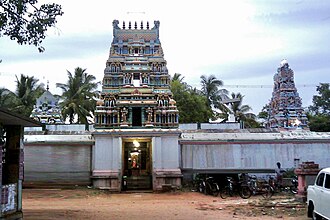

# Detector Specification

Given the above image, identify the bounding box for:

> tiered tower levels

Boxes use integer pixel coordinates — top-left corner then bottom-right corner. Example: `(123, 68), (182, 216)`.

(268, 60), (308, 128)
(95, 20), (179, 128)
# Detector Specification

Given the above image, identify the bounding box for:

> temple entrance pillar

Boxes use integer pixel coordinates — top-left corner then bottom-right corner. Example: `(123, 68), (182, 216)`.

(151, 131), (182, 191)
(92, 135), (122, 191)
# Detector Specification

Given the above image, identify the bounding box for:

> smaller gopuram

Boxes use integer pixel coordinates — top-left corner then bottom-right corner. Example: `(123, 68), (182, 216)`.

(267, 60), (308, 128)
(30, 84), (63, 124)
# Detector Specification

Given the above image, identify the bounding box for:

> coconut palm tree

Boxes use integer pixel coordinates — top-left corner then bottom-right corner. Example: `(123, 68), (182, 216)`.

(56, 67), (99, 124)
(10, 74), (45, 116)
(172, 73), (185, 83)
(200, 74), (229, 107)
(228, 92), (252, 122)
(200, 74), (229, 120)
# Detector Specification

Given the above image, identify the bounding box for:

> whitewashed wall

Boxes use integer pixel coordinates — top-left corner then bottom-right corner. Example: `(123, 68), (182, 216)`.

(181, 143), (330, 170)
(24, 145), (92, 185)
(181, 131), (330, 171)
(152, 136), (180, 170)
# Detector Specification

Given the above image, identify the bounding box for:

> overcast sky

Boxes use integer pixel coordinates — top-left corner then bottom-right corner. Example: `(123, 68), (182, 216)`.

(1, 0), (329, 114)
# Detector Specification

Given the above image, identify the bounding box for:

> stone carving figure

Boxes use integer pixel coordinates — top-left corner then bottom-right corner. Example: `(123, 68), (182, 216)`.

(146, 107), (153, 122)
(142, 74), (148, 83)
(109, 96), (116, 108)
(163, 96), (169, 107)
(157, 96), (163, 107)
(113, 20), (120, 29)
(121, 107), (128, 122)
(125, 73), (131, 84)
(153, 20), (160, 29)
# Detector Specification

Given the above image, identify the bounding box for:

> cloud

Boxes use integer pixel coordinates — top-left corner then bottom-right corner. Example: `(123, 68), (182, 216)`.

(254, 1), (330, 29)
(1, 0), (329, 115)
(0, 33), (112, 64)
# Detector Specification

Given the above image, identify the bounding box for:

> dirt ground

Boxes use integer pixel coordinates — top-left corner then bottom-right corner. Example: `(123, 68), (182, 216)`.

(23, 188), (309, 220)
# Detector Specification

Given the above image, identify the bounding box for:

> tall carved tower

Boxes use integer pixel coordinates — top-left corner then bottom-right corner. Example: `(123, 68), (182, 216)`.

(268, 60), (308, 128)
(94, 20), (179, 128)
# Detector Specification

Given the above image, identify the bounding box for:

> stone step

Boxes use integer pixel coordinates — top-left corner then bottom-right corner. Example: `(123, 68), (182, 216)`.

(125, 176), (152, 190)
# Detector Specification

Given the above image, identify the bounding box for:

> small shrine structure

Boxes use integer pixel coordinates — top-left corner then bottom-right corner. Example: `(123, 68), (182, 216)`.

(267, 60), (308, 128)
(92, 20), (181, 192)
(30, 83), (63, 124)
(295, 161), (320, 202)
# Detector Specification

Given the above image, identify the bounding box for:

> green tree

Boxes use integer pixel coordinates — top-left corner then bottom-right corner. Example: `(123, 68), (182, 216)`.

(243, 113), (262, 128)
(10, 74), (45, 116)
(171, 80), (212, 123)
(228, 92), (252, 122)
(227, 93), (261, 128)
(200, 74), (229, 120)
(172, 73), (185, 83)
(0, 87), (15, 107)
(0, 0), (63, 52)
(307, 114), (330, 132)
(309, 83), (330, 115)
(56, 67), (99, 125)
(308, 83), (330, 132)
(200, 74), (223, 107)
(258, 104), (270, 119)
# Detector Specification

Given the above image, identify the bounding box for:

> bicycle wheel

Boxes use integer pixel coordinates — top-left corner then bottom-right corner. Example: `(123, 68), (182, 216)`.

(198, 181), (206, 194)
(239, 186), (252, 199)
(220, 186), (230, 199)
(261, 185), (274, 199)
(207, 182), (219, 197)
(290, 185), (298, 194)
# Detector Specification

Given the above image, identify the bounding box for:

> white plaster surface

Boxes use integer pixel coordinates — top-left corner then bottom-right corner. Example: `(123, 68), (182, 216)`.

(152, 136), (180, 170)
(181, 130), (330, 140)
(24, 135), (93, 143)
(181, 142), (330, 170)
(93, 135), (121, 172)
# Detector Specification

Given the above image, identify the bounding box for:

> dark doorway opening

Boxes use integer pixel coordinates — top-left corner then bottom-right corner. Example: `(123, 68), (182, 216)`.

(133, 73), (140, 80)
(132, 107), (142, 126)
(123, 139), (152, 190)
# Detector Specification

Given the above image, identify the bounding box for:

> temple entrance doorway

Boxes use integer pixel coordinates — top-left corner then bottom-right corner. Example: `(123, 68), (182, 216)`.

(122, 138), (152, 190)
(132, 107), (142, 126)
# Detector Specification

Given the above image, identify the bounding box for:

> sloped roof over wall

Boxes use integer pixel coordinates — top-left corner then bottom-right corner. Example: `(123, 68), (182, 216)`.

(0, 107), (42, 127)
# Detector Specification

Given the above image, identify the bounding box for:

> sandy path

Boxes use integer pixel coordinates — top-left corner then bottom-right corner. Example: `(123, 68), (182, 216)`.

(23, 188), (308, 220)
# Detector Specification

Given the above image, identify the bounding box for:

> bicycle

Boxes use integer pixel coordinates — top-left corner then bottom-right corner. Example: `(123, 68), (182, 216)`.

(248, 175), (274, 199)
(268, 175), (297, 195)
(239, 178), (253, 199)
(192, 174), (219, 196)
(220, 177), (234, 199)
(192, 173), (206, 193)
(204, 176), (220, 197)
(220, 176), (252, 199)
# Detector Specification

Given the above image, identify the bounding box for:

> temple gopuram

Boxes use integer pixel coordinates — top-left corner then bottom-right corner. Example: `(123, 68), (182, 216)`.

(92, 20), (182, 192)
(94, 20), (179, 128)
(267, 60), (308, 128)
(30, 84), (63, 124)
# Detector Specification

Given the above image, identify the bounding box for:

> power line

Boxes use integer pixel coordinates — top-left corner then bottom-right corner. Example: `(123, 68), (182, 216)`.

(222, 84), (318, 88)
